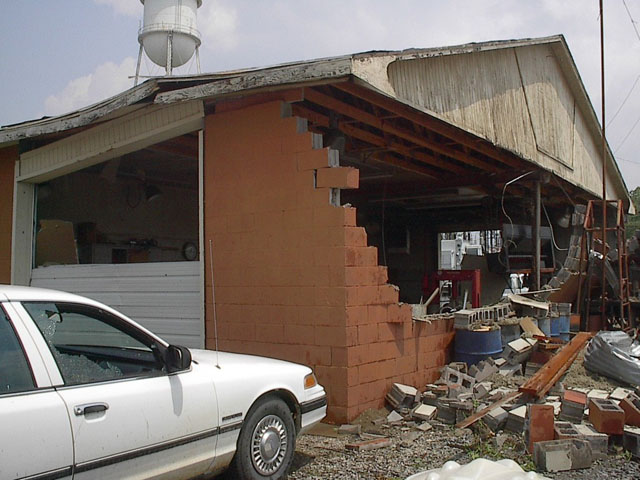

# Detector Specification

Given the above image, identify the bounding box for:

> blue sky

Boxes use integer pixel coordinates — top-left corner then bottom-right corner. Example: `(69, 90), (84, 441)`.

(1, 0), (639, 189)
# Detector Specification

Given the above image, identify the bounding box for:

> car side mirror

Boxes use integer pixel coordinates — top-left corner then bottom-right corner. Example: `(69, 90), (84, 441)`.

(165, 345), (192, 373)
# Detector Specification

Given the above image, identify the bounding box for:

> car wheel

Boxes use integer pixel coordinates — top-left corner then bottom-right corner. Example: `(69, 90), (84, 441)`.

(230, 397), (296, 480)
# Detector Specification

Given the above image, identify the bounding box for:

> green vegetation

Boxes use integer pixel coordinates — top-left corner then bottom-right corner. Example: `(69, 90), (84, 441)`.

(628, 187), (640, 239)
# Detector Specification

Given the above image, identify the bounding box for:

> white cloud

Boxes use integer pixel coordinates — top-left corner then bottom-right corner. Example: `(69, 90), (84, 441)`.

(94, 0), (143, 17)
(199, 0), (239, 51)
(44, 58), (137, 116)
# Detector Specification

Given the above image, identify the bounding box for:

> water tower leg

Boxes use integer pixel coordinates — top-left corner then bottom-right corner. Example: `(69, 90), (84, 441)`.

(196, 46), (201, 74)
(166, 32), (174, 76)
(134, 44), (144, 86)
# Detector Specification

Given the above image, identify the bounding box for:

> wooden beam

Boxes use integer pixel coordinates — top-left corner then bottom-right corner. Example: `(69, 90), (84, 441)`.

(455, 391), (522, 429)
(334, 81), (529, 170)
(305, 87), (502, 174)
(519, 332), (593, 398)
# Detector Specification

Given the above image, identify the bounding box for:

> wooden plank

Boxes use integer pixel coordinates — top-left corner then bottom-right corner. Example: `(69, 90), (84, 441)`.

(455, 391), (521, 429)
(519, 332), (593, 398)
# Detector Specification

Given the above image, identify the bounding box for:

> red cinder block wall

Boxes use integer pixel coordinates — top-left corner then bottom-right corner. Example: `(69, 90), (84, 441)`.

(0, 146), (17, 284)
(203, 100), (453, 423)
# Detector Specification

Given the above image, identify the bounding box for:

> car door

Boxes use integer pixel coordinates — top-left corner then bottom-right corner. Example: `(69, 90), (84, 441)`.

(19, 301), (219, 480)
(0, 302), (74, 480)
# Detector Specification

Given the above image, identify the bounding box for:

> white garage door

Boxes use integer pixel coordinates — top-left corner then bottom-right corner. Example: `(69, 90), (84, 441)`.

(30, 262), (203, 348)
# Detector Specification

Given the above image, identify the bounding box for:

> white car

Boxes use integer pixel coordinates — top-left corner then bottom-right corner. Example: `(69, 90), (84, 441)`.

(0, 285), (326, 480)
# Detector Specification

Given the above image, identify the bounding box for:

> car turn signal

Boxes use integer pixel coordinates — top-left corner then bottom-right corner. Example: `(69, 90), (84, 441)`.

(304, 373), (317, 389)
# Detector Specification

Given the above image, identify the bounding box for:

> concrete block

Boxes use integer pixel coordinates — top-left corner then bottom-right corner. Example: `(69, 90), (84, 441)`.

(526, 404), (555, 453)
(436, 401), (456, 425)
(440, 366), (476, 391)
(412, 404), (437, 422)
(555, 421), (581, 440)
(338, 424), (362, 435)
(560, 390), (587, 422)
(484, 407), (508, 432)
(447, 362), (468, 374)
(503, 338), (533, 365)
(620, 392), (640, 427)
(533, 439), (593, 472)
(587, 389), (609, 400)
(589, 398), (625, 435)
(415, 422), (432, 432)
(421, 392), (439, 406)
(386, 410), (403, 423)
(494, 357), (507, 367)
(506, 405), (527, 433)
(498, 363), (523, 377)
(468, 358), (498, 382)
(473, 382), (490, 400)
(623, 426), (640, 458)
(386, 383), (418, 409)
(525, 362), (543, 377)
(610, 387), (633, 402)
(454, 309), (477, 329)
(574, 423), (609, 459)
(345, 437), (392, 451)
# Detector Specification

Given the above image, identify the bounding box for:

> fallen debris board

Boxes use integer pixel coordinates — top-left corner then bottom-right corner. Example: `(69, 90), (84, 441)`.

(345, 437), (392, 451)
(519, 332), (593, 398)
(509, 294), (549, 312)
(520, 317), (545, 337)
(455, 391), (521, 429)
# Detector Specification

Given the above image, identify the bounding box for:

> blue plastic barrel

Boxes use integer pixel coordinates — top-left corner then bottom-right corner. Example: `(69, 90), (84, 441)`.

(550, 317), (560, 337)
(558, 315), (570, 341)
(538, 317), (551, 337)
(454, 328), (503, 366)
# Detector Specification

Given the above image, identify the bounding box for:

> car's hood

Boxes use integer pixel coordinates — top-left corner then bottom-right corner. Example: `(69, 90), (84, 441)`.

(190, 349), (312, 377)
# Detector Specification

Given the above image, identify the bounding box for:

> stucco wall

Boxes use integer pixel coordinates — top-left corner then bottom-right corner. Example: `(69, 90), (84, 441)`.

(203, 101), (453, 422)
(0, 146), (17, 283)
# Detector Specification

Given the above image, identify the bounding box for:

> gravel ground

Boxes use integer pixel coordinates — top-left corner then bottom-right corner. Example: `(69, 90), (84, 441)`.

(286, 413), (640, 480)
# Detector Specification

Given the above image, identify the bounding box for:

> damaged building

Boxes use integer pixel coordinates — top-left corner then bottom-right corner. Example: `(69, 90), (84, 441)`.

(0, 35), (634, 423)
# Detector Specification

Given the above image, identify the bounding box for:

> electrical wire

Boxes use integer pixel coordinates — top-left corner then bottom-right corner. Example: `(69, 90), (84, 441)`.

(623, 0), (640, 42)
(551, 175), (576, 206)
(542, 200), (568, 252)
(606, 73), (640, 128)
(499, 171), (534, 267)
(615, 114), (640, 152)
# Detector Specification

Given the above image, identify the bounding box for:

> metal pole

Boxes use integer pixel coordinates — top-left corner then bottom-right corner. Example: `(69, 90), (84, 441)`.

(600, 0), (607, 326)
(134, 44), (144, 86)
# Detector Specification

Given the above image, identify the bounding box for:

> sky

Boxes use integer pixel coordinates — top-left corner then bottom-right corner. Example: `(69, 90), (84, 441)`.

(1, 0), (639, 190)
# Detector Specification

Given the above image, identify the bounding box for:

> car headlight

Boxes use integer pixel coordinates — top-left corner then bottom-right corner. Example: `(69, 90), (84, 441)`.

(304, 373), (318, 389)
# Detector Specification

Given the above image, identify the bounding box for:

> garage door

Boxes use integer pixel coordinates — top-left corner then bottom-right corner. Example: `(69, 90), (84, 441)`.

(30, 262), (203, 348)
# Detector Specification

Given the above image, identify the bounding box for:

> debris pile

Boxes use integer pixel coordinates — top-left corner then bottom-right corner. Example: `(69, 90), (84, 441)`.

(338, 329), (640, 475)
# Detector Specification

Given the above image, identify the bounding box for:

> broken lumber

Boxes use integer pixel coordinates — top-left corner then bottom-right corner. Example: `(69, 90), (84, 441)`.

(455, 390), (521, 429)
(519, 332), (593, 398)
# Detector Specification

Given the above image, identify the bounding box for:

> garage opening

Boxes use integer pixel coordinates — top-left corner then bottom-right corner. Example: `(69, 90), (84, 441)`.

(29, 132), (204, 348)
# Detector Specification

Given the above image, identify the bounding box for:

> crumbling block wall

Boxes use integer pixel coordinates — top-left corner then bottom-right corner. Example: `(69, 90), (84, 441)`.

(204, 100), (453, 422)
(0, 146), (17, 283)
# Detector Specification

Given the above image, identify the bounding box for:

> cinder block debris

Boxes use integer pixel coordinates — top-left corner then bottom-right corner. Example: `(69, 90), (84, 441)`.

(525, 362), (543, 377)
(573, 423), (609, 459)
(589, 398), (625, 435)
(498, 363), (523, 377)
(440, 367), (476, 392)
(620, 392), (640, 427)
(587, 389), (609, 401)
(494, 357), (507, 368)
(421, 392), (439, 406)
(386, 383), (418, 410)
(454, 309), (478, 329)
(484, 407), (508, 432)
(412, 404), (437, 422)
(468, 358), (498, 382)
(533, 439), (593, 472)
(447, 362), (468, 374)
(338, 424), (362, 435)
(473, 382), (491, 400)
(554, 421), (581, 440)
(559, 390), (587, 423)
(506, 405), (527, 433)
(386, 410), (404, 424)
(436, 401), (456, 425)
(525, 404), (555, 453)
(623, 426), (640, 458)
(345, 437), (392, 451)
(503, 338), (534, 365)
(610, 387), (633, 402)
(415, 422), (432, 432)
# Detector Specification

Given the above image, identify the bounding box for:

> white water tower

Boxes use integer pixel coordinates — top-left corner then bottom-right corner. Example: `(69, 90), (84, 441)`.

(135, 0), (202, 84)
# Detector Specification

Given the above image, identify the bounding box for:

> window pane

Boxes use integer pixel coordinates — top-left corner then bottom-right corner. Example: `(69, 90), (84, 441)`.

(0, 307), (35, 394)
(23, 302), (163, 386)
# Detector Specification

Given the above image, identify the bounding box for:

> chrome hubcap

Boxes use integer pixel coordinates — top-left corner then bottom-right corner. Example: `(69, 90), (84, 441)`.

(251, 415), (288, 475)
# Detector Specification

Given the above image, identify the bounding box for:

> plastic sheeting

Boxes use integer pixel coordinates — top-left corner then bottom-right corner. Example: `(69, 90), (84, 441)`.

(405, 459), (551, 480)
(584, 331), (640, 386)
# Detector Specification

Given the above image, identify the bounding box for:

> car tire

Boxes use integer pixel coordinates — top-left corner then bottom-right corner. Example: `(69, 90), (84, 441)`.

(229, 396), (296, 480)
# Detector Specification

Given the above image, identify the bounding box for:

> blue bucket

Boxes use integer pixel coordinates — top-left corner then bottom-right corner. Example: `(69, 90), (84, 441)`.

(538, 317), (551, 337)
(558, 315), (570, 341)
(454, 328), (503, 366)
(550, 317), (560, 337)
